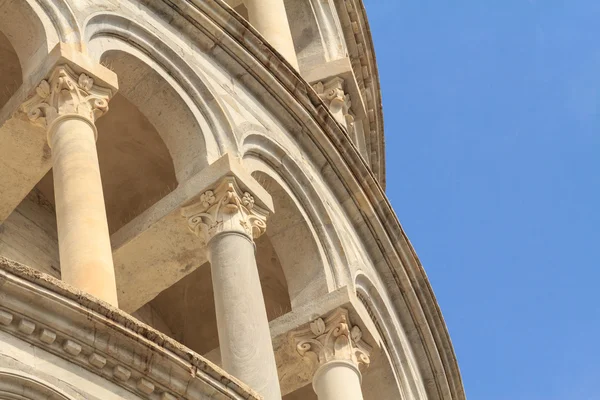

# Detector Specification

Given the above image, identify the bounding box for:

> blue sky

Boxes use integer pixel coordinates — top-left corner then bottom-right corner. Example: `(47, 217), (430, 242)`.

(363, 1), (600, 399)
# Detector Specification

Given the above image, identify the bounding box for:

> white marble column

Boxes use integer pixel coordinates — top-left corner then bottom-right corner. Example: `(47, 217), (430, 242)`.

(182, 177), (282, 400)
(292, 308), (371, 400)
(245, 0), (299, 70)
(21, 65), (118, 307)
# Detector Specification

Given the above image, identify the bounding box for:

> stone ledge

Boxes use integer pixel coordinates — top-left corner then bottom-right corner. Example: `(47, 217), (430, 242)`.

(0, 256), (260, 400)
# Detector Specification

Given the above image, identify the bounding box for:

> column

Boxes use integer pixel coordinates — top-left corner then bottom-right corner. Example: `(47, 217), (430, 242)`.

(21, 65), (118, 307)
(181, 177), (281, 400)
(245, 0), (299, 70)
(291, 308), (371, 400)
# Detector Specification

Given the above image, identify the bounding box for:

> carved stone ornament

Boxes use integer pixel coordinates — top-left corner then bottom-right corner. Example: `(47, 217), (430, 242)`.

(313, 77), (355, 131)
(20, 64), (112, 132)
(181, 177), (268, 244)
(291, 308), (371, 370)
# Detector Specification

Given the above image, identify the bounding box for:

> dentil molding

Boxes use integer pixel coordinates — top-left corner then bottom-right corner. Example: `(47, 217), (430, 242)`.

(0, 257), (259, 400)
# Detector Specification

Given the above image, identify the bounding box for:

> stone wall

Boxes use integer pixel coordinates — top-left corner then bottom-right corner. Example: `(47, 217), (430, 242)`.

(0, 188), (59, 278)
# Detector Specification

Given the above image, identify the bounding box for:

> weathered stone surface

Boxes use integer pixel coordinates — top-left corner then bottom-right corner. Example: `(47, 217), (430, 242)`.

(0, 1), (464, 399)
(0, 257), (260, 400)
(111, 153), (273, 313)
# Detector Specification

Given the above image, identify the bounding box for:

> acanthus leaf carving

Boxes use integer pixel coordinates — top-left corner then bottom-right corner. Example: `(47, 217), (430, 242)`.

(181, 177), (268, 244)
(291, 308), (371, 370)
(20, 65), (112, 134)
(312, 76), (355, 132)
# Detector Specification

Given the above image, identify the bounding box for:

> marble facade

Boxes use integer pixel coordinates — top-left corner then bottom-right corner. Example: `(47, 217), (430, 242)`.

(0, 1), (464, 399)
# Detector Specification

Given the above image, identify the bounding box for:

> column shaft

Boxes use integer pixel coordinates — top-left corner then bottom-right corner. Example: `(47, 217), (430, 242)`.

(313, 361), (364, 400)
(246, 0), (299, 70)
(208, 232), (281, 400)
(50, 116), (118, 306)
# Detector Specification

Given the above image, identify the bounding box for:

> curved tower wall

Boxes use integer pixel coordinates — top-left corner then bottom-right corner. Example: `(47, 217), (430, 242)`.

(0, 1), (464, 399)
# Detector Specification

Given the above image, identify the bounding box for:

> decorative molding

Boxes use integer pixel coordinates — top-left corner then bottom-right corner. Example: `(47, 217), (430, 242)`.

(0, 306), (166, 398)
(0, 369), (75, 400)
(0, 257), (259, 400)
(181, 176), (268, 244)
(335, 0), (386, 184)
(20, 64), (112, 136)
(313, 77), (355, 132)
(291, 308), (371, 370)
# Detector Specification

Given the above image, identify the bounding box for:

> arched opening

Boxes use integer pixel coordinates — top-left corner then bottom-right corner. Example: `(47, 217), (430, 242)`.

(250, 168), (330, 309)
(130, 164), (330, 359)
(0, 0), (54, 78)
(0, 30), (21, 109)
(84, 15), (228, 182)
(137, 233), (291, 357)
(0, 3), (59, 278)
(35, 51), (180, 234)
(355, 273), (428, 400)
(0, 0), (54, 108)
(0, 369), (74, 400)
(362, 347), (405, 400)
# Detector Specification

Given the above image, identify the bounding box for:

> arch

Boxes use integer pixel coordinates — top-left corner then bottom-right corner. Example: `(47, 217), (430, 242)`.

(242, 132), (349, 307)
(0, 0), (60, 76)
(34, 78), (180, 234)
(84, 13), (238, 177)
(0, 30), (21, 110)
(242, 132), (356, 288)
(0, 369), (74, 400)
(251, 169), (324, 308)
(34, 0), (81, 49)
(362, 345), (405, 400)
(355, 272), (428, 400)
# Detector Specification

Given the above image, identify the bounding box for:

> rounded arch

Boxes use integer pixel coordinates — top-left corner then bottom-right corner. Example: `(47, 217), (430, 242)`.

(0, 0), (60, 110)
(242, 132), (349, 307)
(0, 0), (61, 76)
(33, 48), (183, 234)
(0, 369), (74, 400)
(251, 169), (325, 308)
(0, 29), (21, 110)
(34, 0), (81, 49)
(84, 13), (239, 176)
(355, 272), (428, 400)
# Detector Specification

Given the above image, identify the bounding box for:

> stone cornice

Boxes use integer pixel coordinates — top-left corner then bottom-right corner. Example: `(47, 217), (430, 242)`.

(334, 0), (386, 188)
(0, 257), (259, 400)
(181, 176), (268, 244)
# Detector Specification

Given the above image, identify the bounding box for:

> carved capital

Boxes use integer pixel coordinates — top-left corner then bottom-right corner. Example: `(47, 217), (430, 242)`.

(20, 64), (112, 137)
(291, 308), (371, 370)
(181, 177), (268, 244)
(313, 77), (354, 130)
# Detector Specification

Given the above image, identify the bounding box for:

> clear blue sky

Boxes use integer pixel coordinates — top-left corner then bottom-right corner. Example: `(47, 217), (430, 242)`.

(363, 2), (600, 399)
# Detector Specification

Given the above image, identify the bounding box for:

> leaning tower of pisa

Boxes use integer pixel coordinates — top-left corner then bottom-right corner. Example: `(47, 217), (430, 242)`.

(0, 1), (464, 399)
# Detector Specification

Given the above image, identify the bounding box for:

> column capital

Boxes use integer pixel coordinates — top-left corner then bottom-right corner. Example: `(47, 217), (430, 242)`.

(290, 308), (372, 371)
(181, 176), (269, 244)
(313, 77), (354, 130)
(20, 64), (114, 144)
